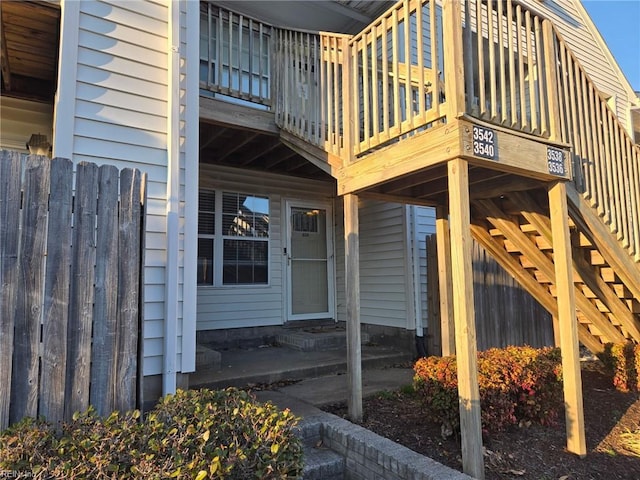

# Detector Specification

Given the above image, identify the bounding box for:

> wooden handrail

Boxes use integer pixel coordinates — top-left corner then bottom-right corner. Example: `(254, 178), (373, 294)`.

(550, 25), (640, 261)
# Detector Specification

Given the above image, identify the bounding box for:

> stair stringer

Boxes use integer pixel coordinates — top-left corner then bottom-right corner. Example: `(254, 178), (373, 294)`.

(470, 191), (640, 354)
(566, 184), (640, 302)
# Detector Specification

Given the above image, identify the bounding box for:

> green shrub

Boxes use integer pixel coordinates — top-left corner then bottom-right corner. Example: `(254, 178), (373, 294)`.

(598, 342), (640, 392)
(136, 388), (303, 479)
(413, 346), (562, 434)
(0, 388), (303, 480)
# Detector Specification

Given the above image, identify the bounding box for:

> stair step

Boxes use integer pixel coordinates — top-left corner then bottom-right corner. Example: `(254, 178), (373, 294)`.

(277, 329), (370, 352)
(301, 443), (345, 480)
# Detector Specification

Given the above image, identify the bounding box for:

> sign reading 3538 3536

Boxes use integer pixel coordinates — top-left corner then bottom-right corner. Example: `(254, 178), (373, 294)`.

(547, 147), (566, 176)
(472, 125), (498, 161)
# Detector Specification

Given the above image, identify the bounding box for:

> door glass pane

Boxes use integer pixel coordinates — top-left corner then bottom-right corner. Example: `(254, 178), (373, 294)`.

(291, 208), (326, 258)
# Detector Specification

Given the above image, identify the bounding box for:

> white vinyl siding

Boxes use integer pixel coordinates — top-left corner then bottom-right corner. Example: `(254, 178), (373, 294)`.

(55, 0), (194, 377)
(196, 165), (334, 330)
(335, 199), (412, 329)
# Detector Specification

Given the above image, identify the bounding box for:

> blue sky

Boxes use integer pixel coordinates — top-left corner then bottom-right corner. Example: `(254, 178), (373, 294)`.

(582, 0), (640, 92)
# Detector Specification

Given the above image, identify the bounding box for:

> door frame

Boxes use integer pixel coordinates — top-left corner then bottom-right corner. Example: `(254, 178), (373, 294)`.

(283, 198), (336, 322)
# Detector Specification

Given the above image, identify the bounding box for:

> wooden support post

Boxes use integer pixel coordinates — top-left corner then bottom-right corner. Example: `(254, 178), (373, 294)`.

(436, 205), (455, 356)
(442, 0), (465, 118)
(341, 36), (354, 164)
(448, 158), (485, 480)
(542, 20), (561, 142)
(344, 193), (362, 421)
(548, 181), (587, 457)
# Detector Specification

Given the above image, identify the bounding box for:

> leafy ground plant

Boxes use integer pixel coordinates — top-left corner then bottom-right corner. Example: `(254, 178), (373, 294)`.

(0, 388), (303, 480)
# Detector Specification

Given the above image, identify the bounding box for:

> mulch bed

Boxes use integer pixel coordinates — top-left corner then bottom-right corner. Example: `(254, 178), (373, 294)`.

(323, 361), (640, 479)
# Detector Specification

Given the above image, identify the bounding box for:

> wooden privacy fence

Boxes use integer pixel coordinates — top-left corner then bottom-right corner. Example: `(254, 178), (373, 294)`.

(425, 233), (554, 355)
(0, 150), (145, 430)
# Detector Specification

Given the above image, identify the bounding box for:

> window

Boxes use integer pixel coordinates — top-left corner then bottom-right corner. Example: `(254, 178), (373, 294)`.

(197, 189), (269, 286)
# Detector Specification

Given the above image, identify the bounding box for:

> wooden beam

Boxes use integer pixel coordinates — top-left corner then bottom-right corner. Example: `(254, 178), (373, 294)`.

(238, 138), (282, 166)
(469, 176), (541, 201)
(548, 181), (587, 457)
(448, 158), (484, 480)
(459, 118), (571, 181)
(216, 131), (259, 163)
(280, 130), (342, 177)
(338, 122), (461, 195)
(200, 96), (278, 135)
(344, 193), (362, 422)
(0, 3), (12, 91)
(436, 205), (455, 356)
(357, 191), (437, 208)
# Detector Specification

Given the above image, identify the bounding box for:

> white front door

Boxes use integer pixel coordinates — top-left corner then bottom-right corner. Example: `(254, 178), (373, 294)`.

(286, 201), (334, 321)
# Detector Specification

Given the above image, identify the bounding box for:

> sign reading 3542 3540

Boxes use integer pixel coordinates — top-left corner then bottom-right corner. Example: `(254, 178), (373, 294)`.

(472, 125), (498, 161)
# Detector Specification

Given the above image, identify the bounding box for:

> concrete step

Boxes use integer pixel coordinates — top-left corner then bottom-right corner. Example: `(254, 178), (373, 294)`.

(276, 328), (370, 352)
(301, 442), (345, 480)
(297, 418), (345, 480)
(195, 344), (221, 372)
(189, 343), (413, 391)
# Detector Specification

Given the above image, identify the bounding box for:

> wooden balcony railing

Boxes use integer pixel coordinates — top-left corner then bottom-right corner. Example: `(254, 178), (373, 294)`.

(549, 26), (640, 260)
(273, 30), (351, 158)
(461, 0), (552, 136)
(348, 0), (447, 157)
(199, 1), (639, 260)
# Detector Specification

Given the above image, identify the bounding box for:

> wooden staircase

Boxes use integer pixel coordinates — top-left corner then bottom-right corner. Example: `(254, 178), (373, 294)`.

(469, 185), (640, 353)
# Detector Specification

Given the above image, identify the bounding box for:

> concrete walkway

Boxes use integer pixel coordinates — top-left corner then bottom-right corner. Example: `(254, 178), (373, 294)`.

(276, 367), (415, 406)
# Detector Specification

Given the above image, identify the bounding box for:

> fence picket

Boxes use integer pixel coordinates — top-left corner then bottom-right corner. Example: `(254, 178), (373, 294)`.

(90, 165), (120, 416)
(65, 162), (99, 420)
(40, 157), (73, 426)
(10, 155), (50, 424)
(0, 150), (21, 430)
(115, 168), (143, 413)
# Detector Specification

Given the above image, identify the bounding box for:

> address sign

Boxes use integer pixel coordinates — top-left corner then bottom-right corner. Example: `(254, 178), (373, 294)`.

(547, 147), (566, 176)
(472, 125), (498, 161)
